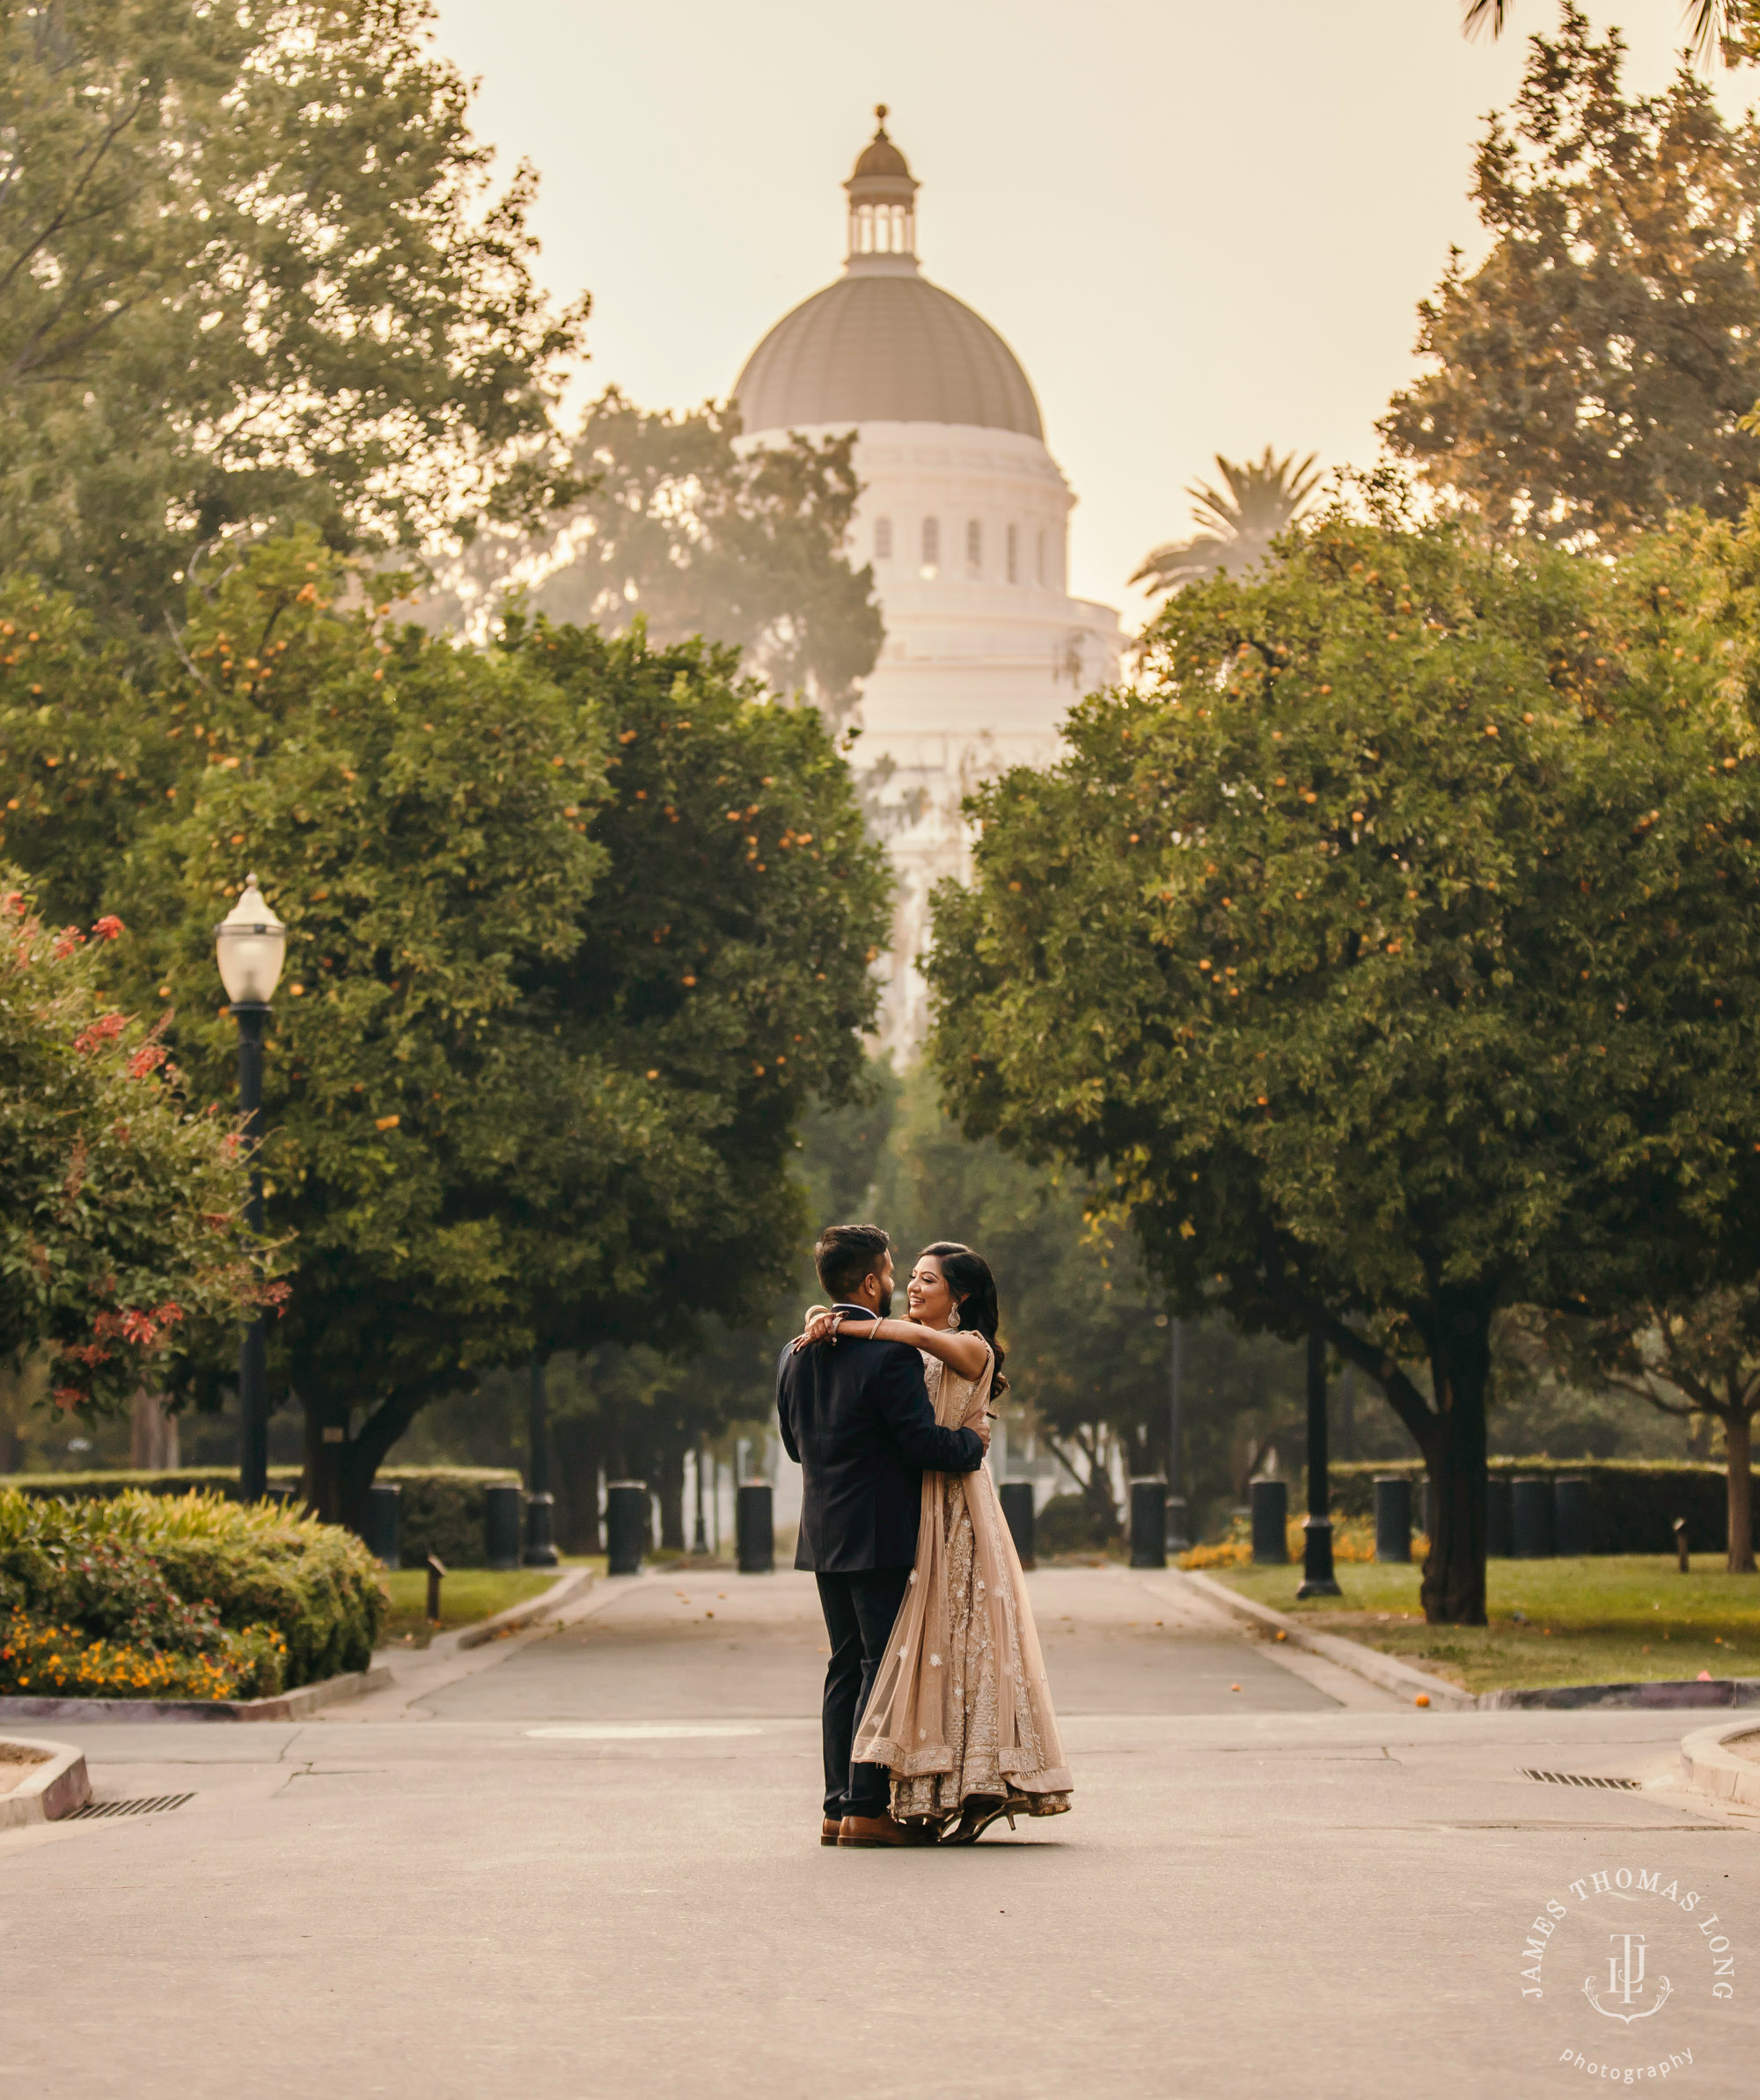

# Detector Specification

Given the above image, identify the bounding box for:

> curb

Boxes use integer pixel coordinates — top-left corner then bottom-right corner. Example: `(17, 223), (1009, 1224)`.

(0, 1735), (91, 1828)
(1179, 1570), (1760, 1714)
(449, 1565), (596, 1652)
(1679, 1720), (1760, 1808)
(0, 1664), (391, 1725)
(1177, 1570), (1478, 1709)
(1482, 1676), (1760, 1712)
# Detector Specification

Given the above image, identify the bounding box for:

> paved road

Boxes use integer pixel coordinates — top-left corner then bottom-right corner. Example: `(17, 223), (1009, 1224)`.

(4, 1568), (1756, 2100)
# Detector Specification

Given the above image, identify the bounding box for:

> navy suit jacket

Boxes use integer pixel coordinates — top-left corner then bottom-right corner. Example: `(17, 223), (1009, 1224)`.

(775, 1304), (984, 1572)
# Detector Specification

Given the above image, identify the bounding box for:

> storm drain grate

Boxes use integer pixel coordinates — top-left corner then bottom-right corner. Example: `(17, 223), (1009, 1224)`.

(64, 1792), (194, 1820)
(1521, 1769), (1641, 1791)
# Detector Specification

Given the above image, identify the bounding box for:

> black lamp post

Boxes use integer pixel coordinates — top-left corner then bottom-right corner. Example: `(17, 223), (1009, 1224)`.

(215, 876), (286, 1505)
(1297, 1317), (1341, 1598)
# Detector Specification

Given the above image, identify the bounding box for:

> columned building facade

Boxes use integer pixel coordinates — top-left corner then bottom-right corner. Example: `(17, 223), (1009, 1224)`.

(733, 111), (1120, 1047)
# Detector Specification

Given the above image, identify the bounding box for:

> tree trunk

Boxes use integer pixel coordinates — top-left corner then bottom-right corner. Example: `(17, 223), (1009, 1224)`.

(299, 1379), (422, 1533)
(300, 1379), (349, 1524)
(551, 1414), (602, 1555)
(1418, 1298), (1492, 1627)
(656, 1438), (686, 1553)
(1726, 1410), (1755, 1576)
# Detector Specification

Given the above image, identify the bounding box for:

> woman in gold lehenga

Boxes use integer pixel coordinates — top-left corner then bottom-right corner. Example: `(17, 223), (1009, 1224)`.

(797, 1242), (1072, 1844)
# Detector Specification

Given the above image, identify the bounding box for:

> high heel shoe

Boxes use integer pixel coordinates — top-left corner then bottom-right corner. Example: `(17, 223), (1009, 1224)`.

(944, 1794), (1030, 1844)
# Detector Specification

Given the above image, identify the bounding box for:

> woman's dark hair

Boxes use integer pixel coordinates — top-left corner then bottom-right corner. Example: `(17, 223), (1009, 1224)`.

(918, 1241), (1006, 1384)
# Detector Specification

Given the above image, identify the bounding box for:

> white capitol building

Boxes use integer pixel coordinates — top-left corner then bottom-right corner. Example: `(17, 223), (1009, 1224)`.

(733, 111), (1121, 1048)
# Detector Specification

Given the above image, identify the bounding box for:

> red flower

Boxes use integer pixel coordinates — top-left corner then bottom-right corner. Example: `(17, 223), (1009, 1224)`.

(92, 915), (124, 941)
(52, 926), (84, 959)
(73, 1011), (127, 1054)
(128, 1043), (168, 1079)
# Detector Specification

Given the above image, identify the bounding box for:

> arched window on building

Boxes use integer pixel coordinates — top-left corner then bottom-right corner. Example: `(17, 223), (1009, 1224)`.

(874, 516), (892, 561)
(966, 519), (982, 576)
(920, 516), (940, 576)
(1006, 523), (1018, 584)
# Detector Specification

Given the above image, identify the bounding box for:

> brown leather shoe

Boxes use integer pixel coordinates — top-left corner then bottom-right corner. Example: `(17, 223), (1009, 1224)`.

(838, 1812), (937, 1848)
(821, 1817), (841, 1847)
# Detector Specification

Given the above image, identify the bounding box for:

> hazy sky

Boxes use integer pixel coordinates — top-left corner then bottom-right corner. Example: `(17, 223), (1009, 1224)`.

(427, 1), (1748, 618)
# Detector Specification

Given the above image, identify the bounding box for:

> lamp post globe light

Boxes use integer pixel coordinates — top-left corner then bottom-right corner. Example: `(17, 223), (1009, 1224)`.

(215, 875), (286, 1503)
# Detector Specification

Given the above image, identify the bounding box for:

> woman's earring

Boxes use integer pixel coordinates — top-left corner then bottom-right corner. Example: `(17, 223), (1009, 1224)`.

(946, 1306), (961, 1331)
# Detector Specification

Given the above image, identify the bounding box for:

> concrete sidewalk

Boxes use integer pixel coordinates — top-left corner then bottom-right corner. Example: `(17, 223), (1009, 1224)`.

(4, 1568), (1756, 2099)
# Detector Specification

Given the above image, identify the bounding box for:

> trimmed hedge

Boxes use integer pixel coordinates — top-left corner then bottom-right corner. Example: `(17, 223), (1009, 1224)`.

(0, 1489), (385, 1697)
(0, 1465), (522, 1567)
(1330, 1459), (1732, 1555)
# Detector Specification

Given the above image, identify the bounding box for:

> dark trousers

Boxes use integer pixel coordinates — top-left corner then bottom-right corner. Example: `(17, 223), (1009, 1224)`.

(815, 1566), (911, 1820)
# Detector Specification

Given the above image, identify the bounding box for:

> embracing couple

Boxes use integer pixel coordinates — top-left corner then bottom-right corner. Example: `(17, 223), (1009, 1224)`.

(776, 1223), (1073, 1849)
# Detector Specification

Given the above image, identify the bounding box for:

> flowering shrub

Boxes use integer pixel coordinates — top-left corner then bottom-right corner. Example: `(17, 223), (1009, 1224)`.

(0, 1489), (384, 1695)
(0, 1608), (287, 1700)
(1178, 1513), (1429, 1570)
(0, 869), (267, 1414)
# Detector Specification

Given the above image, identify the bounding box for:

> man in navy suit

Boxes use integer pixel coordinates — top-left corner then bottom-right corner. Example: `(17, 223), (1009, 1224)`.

(776, 1222), (986, 1849)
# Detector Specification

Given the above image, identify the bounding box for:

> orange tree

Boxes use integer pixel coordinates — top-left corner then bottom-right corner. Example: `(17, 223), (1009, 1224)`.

(1, 537), (888, 1524)
(0, 874), (255, 1416)
(926, 501), (1760, 1624)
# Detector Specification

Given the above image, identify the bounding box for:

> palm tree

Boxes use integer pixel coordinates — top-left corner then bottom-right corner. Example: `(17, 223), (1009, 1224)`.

(1130, 447), (1322, 598)
(1463, 1), (1743, 64)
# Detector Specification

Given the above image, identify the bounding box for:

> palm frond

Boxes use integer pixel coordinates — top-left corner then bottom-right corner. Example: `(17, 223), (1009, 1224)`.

(1133, 447), (1322, 597)
(1461, 0), (1508, 41)
(1463, 1), (1741, 63)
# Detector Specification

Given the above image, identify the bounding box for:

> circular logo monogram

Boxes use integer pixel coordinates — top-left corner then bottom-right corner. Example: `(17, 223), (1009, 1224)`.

(1517, 1863), (1741, 2082)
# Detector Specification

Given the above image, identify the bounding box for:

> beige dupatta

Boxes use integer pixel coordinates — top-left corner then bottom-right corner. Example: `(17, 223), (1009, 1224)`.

(853, 1342), (1073, 1796)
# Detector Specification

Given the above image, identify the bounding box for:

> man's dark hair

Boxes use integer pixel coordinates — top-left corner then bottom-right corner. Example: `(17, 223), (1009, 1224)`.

(814, 1223), (891, 1304)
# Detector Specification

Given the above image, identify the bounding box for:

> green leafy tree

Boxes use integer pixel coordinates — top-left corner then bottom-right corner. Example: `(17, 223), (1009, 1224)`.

(2, 534), (891, 1522)
(1387, 11), (1760, 546)
(927, 499), (1760, 1623)
(0, 869), (256, 1416)
(0, 0), (587, 629)
(1532, 1293), (1759, 1570)
(1132, 450), (1321, 601)
(117, 538), (606, 1518)
(508, 609), (891, 1365)
(429, 390), (884, 723)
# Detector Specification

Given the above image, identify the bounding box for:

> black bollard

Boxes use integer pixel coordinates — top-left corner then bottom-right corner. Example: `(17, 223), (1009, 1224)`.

(523, 1490), (560, 1570)
(999, 1482), (1036, 1569)
(363, 1482), (400, 1570)
(1250, 1478), (1288, 1564)
(1554, 1476), (1590, 1558)
(483, 1483), (523, 1571)
(1374, 1475), (1412, 1563)
(605, 1481), (649, 1576)
(1129, 1478), (1168, 1569)
(736, 1482), (774, 1574)
(425, 1554), (446, 1624)
(1485, 1475), (1514, 1559)
(1512, 1475), (1555, 1559)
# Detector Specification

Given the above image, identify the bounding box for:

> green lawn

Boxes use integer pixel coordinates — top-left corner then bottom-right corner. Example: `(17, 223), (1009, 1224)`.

(1209, 1555), (1760, 1694)
(378, 1559), (598, 1649)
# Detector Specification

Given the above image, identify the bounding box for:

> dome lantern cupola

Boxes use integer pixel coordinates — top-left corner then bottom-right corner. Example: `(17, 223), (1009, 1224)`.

(845, 106), (919, 272)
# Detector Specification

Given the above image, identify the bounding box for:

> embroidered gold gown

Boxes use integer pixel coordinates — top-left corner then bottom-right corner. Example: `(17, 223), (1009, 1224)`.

(853, 1340), (1073, 1824)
